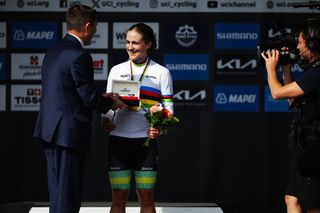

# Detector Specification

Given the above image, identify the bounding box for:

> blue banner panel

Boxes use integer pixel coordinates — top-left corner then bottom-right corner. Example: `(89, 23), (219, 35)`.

(11, 22), (58, 48)
(164, 54), (209, 80)
(214, 23), (260, 49)
(213, 85), (260, 112)
(264, 86), (290, 112)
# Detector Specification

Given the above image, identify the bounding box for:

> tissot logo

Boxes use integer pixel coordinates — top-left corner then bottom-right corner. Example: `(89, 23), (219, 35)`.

(11, 85), (41, 111)
(214, 85), (259, 112)
(175, 25), (198, 47)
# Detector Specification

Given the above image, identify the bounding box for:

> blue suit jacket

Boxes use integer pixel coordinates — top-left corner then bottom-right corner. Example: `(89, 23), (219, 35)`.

(34, 34), (112, 153)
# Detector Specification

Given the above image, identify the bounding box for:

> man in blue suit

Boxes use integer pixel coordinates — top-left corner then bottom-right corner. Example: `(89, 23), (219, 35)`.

(33, 4), (125, 213)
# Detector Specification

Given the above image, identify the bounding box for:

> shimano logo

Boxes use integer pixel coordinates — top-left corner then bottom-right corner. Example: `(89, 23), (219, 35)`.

(217, 59), (257, 69)
(175, 24), (198, 47)
(166, 63), (207, 71)
(217, 32), (258, 40)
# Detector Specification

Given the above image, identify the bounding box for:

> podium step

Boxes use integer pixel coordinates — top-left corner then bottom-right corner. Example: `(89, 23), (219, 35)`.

(29, 206), (223, 213)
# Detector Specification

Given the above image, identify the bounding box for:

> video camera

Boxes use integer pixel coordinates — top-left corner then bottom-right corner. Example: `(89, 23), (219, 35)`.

(257, 22), (299, 64)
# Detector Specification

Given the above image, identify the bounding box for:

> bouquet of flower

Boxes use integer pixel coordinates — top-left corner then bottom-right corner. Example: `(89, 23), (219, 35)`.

(143, 103), (179, 147)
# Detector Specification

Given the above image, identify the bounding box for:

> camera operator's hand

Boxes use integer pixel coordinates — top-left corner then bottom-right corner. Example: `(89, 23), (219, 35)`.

(261, 49), (279, 74)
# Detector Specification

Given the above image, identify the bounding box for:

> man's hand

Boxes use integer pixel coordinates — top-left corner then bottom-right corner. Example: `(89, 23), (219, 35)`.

(101, 117), (116, 132)
(261, 49), (279, 74)
(147, 127), (160, 139)
(102, 93), (127, 110)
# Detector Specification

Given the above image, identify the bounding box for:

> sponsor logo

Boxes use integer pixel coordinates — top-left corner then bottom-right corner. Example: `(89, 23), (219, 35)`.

(91, 53), (108, 80)
(92, 0), (139, 9)
(12, 22), (57, 48)
(11, 53), (44, 80)
(215, 52), (257, 76)
(0, 53), (5, 80)
(164, 54), (209, 80)
(174, 83), (208, 110)
(175, 24), (197, 47)
(164, 23), (207, 49)
(11, 85), (41, 111)
(214, 23), (260, 49)
(264, 86), (289, 112)
(268, 27), (291, 39)
(16, 0), (49, 8)
(214, 85), (259, 112)
(59, 0), (81, 8)
(0, 85), (5, 111)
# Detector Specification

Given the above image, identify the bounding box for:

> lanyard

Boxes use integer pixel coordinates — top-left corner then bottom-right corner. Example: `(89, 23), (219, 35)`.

(130, 58), (150, 82)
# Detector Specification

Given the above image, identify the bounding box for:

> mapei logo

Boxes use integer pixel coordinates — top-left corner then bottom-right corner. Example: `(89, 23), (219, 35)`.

(175, 25), (198, 47)
(12, 22), (57, 48)
(214, 23), (260, 49)
(214, 85), (259, 112)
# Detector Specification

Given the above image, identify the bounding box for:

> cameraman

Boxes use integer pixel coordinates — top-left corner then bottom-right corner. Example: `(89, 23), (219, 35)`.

(261, 19), (320, 213)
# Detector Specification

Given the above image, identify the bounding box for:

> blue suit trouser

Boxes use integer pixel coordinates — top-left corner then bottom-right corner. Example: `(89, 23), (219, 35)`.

(44, 144), (85, 213)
